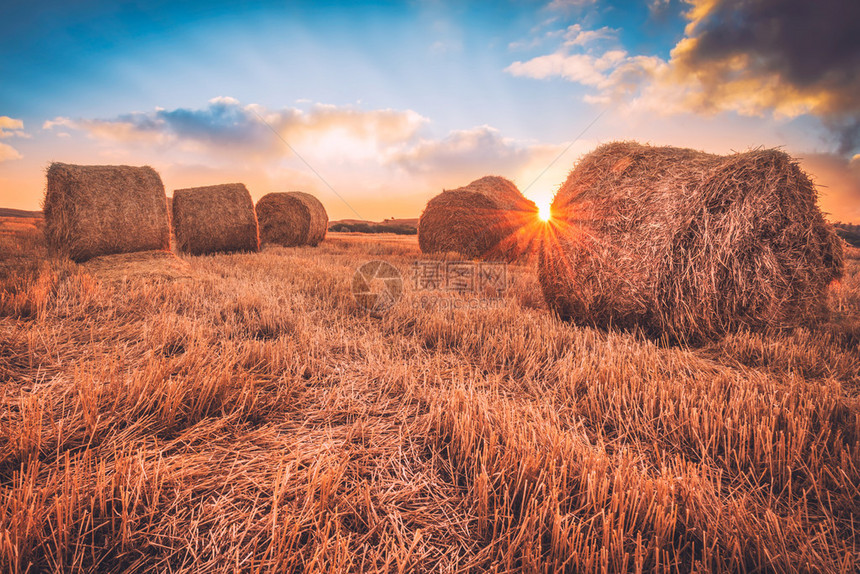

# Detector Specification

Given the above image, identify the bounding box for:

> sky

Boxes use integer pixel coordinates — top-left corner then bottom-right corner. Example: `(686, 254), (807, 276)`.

(1, 0), (859, 222)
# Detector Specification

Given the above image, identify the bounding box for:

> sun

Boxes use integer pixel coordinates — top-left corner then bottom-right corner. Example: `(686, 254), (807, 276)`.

(537, 201), (551, 222)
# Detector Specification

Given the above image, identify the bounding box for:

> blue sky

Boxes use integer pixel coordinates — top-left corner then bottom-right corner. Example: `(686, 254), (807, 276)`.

(2, 0), (858, 221)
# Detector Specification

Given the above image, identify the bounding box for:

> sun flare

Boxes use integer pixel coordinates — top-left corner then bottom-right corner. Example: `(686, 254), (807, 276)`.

(537, 201), (551, 221)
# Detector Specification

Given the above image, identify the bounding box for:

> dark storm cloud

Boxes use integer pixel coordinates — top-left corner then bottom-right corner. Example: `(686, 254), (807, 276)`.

(675, 0), (860, 154)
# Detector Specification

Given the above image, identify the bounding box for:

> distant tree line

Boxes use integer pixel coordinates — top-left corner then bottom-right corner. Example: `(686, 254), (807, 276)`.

(833, 222), (860, 247)
(328, 222), (417, 235)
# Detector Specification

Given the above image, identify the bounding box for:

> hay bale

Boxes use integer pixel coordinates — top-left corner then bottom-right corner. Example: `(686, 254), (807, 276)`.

(418, 176), (538, 260)
(255, 192), (328, 247)
(539, 142), (844, 341)
(43, 163), (169, 262)
(172, 184), (259, 255)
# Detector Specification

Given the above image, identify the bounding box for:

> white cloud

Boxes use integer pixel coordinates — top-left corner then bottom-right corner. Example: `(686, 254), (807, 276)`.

(0, 142), (22, 162)
(648, 0), (672, 14)
(42, 117), (77, 131)
(507, 50), (633, 86)
(563, 24), (616, 47)
(208, 96), (240, 106)
(392, 126), (535, 176)
(0, 116), (27, 141)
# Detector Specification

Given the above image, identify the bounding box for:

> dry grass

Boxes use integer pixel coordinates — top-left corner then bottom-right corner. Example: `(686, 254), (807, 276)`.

(419, 176), (540, 261)
(256, 192), (328, 247)
(0, 224), (858, 573)
(81, 251), (195, 283)
(842, 240), (860, 261)
(43, 164), (170, 262)
(540, 143), (843, 342)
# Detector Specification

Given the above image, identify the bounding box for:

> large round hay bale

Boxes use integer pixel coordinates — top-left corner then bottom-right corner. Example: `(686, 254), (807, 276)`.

(172, 184), (259, 255)
(255, 192), (328, 247)
(418, 176), (539, 260)
(539, 142), (844, 341)
(43, 163), (169, 262)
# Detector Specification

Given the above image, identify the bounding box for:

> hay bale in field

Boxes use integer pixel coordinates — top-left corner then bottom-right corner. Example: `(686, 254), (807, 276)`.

(539, 142), (844, 341)
(255, 192), (328, 247)
(172, 184), (259, 255)
(418, 176), (539, 260)
(43, 163), (170, 262)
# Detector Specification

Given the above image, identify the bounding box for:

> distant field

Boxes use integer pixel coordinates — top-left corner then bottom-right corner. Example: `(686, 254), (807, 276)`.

(836, 224), (860, 247)
(2, 211), (423, 235)
(0, 208), (42, 219)
(0, 215), (43, 239)
(331, 218), (419, 228)
(1, 222), (859, 572)
(329, 218), (418, 235)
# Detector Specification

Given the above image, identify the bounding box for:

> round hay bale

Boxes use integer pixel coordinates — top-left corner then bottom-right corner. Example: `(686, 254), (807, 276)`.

(418, 176), (539, 260)
(539, 142), (844, 341)
(43, 163), (170, 262)
(256, 192), (328, 247)
(172, 184), (259, 255)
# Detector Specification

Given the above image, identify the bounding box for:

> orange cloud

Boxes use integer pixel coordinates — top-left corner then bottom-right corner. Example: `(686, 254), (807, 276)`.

(0, 116), (24, 135)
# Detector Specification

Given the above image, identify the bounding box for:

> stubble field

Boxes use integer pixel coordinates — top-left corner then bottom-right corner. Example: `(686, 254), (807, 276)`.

(1, 225), (859, 573)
